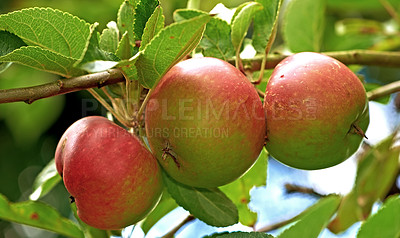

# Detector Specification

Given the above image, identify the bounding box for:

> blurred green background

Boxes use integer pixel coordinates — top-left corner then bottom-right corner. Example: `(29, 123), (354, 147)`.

(0, 0), (397, 237)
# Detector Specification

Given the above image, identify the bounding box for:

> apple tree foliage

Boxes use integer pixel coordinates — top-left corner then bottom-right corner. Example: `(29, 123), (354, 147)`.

(0, 0), (400, 237)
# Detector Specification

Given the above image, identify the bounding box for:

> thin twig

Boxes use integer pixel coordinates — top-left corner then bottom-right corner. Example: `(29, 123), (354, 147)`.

(380, 0), (400, 24)
(161, 215), (195, 238)
(254, 0), (281, 85)
(284, 183), (327, 198)
(367, 80), (400, 100)
(256, 215), (298, 233)
(240, 50), (400, 71)
(137, 88), (153, 122)
(87, 89), (128, 127)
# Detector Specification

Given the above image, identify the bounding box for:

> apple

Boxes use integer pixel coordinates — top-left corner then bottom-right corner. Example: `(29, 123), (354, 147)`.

(264, 52), (369, 170)
(145, 57), (266, 188)
(55, 116), (162, 230)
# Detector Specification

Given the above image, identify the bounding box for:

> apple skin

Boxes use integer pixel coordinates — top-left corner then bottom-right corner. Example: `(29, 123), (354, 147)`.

(145, 57), (266, 188)
(55, 116), (162, 230)
(264, 52), (369, 170)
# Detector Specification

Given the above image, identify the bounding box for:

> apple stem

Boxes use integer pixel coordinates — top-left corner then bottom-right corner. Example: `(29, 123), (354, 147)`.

(253, 3), (280, 85)
(162, 142), (181, 169)
(87, 89), (130, 128)
(351, 124), (368, 139)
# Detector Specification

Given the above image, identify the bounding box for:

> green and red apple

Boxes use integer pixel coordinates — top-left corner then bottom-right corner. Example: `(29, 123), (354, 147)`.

(264, 52), (370, 170)
(55, 116), (162, 230)
(145, 57), (266, 188)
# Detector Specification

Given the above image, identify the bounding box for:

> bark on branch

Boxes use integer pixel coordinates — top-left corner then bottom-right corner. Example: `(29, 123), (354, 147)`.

(0, 69), (124, 104)
(242, 50), (400, 71)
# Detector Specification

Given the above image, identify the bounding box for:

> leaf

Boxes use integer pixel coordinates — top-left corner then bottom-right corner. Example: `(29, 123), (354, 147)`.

(140, 190), (178, 234)
(99, 21), (120, 53)
(0, 194), (84, 238)
(117, 0), (136, 45)
(117, 52), (139, 81)
(139, 5), (165, 51)
(162, 171), (238, 227)
(0, 46), (85, 77)
(0, 31), (26, 56)
(220, 148), (268, 226)
(135, 14), (211, 88)
(134, 0), (160, 41)
(252, 0), (281, 53)
(116, 32), (135, 60)
(76, 23), (120, 73)
(29, 159), (61, 201)
(0, 31), (26, 73)
(205, 231), (275, 238)
(277, 195), (341, 238)
(231, 2), (263, 53)
(174, 9), (235, 61)
(357, 195), (400, 238)
(328, 133), (400, 233)
(0, 7), (91, 59)
(283, 0), (325, 52)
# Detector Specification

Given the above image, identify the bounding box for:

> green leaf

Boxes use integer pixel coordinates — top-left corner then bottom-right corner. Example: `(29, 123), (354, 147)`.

(0, 7), (91, 59)
(117, 0), (136, 45)
(99, 21), (120, 53)
(277, 195), (341, 238)
(117, 52), (139, 81)
(76, 24), (120, 73)
(231, 2), (263, 53)
(140, 190), (178, 234)
(139, 5), (165, 51)
(357, 195), (400, 238)
(252, 0), (281, 53)
(134, 0), (159, 41)
(0, 31), (26, 73)
(135, 14), (211, 88)
(174, 9), (235, 61)
(0, 31), (26, 56)
(0, 46), (85, 77)
(116, 32), (135, 60)
(29, 159), (61, 201)
(205, 231), (275, 238)
(283, 0), (325, 52)
(221, 148), (268, 226)
(162, 171), (238, 228)
(0, 194), (84, 238)
(328, 133), (400, 233)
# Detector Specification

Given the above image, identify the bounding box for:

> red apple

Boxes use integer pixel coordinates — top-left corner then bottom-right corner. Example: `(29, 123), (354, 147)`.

(264, 52), (369, 169)
(55, 116), (162, 230)
(145, 57), (266, 188)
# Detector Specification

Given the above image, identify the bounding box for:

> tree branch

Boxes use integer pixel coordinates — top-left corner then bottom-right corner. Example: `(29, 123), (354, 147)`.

(161, 215), (195, 238)
(242, 50), (400, 71)
(1, 50), (400, 104)
(367, 80), (400, 100)
(0, 69), (124, 104)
